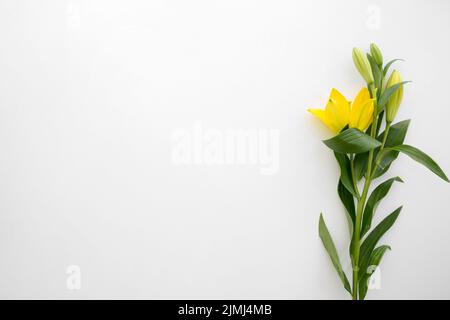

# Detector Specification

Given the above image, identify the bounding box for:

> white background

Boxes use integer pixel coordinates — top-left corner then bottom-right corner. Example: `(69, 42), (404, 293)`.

(0, 0), (449, 299)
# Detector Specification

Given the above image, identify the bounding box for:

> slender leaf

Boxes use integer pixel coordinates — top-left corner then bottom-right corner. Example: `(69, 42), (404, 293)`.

(367, 53), (382, 90)
(338, 180), (356, 226)
(373, 119), (411, 178)
(382, 120), (411, 148)
(334, 152), (358, 197)
(323, 128), (381, 154)
(318, 214), (352, 294)
(354, 152), (368, 181)
(389, 145), (449, 182)
(383, 59), (403, 76)
(377, 81), (410, 114)
(359, 245), (391, 300)
(361, 177), (403, 237)
(375, 110), (385, 137)
(359, 206), (402, 281)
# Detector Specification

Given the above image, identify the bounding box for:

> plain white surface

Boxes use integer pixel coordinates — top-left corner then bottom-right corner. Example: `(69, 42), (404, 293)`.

(0, 0), (449, 299)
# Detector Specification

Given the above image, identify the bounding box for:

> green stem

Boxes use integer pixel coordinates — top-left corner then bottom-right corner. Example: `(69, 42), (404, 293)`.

(351, 83), (378, 300)
(371, 122), (391, 179)
(352, 170), (372, 299)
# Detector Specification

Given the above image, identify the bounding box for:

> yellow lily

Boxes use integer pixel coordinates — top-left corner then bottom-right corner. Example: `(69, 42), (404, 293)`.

(308, 89), (350, 133)
(308, 88), (374, 133)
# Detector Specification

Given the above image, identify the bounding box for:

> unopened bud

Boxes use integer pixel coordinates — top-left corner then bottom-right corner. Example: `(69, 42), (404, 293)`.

(370, 43), (383, 67)
(385, 70), (404, 122)
(352, 47), (374, 85)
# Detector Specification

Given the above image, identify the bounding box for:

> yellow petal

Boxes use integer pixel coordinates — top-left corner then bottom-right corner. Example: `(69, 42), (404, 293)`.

(352, 87), (371, 109)
(324, 101), (343, 132)
(330, 88), (351, 125)
(357, 100), (374, 130)
(350, 99), (374, 131)
(308, 108), (339, 132)
(325, 89), (350, 132)
(330, 88), (350, 107)
(349, 87), (374, 131)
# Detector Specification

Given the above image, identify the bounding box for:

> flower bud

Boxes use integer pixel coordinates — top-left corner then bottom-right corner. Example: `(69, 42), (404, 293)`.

(352, 47), (374, 85)
(385, 70), (404, 122)
(370, 43), (383, 67)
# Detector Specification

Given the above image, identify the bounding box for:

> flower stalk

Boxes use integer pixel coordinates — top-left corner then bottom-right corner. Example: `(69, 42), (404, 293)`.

(310, 43), (448, 300)
(351, 84), (378, 300)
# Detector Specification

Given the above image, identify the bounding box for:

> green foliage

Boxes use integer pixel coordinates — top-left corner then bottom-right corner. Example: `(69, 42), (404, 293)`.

(359, 245), (391, 300)
(361, 177), (403, 237)
(318, 214), (352, 294)
(359, 206), (402, 284)
(377, 81), (410, 114)
(338, 180), (356, 226)
(323, 128), (381, 154)
(334, 152), (358, 197)
(353, 119), (410, 180)
(383, 59), (403, 76)
(389, 145), (450, 182)
(367, 53), (382, 92)
(372, 120), (410, 178)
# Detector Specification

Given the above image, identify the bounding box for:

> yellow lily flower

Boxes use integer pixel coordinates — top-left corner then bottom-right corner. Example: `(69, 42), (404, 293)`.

(308, 88), (374, 133)
(308, 88), (350, 133)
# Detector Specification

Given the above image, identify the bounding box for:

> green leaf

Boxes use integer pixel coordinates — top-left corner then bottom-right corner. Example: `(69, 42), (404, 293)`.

(375, 110), (385, 137)
(323, 128), (382, 154)
(377, 81), (410, 114)
(367, 53), (382, 90)
(361, 177), (403, 237)
(318, 214), (352, 294)
(359, 245), (391, 300)
(338, 180), (356, 226)
(359, 206), (402, 282)
(334, 152), (358, 197)
(373, 119), (411, 178)
(383, 59), (403, 76)
(389, 145), (449, 182)
(353, 152), (368, 181)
